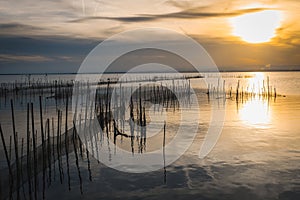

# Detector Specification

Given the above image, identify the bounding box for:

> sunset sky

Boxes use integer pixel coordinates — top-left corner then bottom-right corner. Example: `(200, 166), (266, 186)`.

(0, 0), (300, 73)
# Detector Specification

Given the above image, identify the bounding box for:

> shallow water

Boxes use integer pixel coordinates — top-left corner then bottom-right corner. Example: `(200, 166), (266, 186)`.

(0, 72), (299, 199)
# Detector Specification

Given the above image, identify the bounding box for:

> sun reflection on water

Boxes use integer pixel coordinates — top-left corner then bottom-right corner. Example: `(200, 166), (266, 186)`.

(239, 99), (271, 128)
(238, 72), (273, 128)
(247, 72), (265, 94)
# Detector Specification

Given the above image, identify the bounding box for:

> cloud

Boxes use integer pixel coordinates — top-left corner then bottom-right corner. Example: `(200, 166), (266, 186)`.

(273, 26), (300, 48)
(0, 54), (52, 62)
(145, 7), (268, 19)
(165, 0), (198, 9)
(0, 35), (98, 73)
(0, 1), (299, 73)
(0, 23), (45, 35)
(69, 7), (269, 23)
(265, 63), (271, 68)
(70, 16), (157, 23)
(0, 35), (97, 55)
(0, 54), (83, 63)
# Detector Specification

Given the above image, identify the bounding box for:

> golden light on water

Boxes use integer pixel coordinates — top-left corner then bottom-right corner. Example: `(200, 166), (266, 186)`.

(239, 99), (271, 128)
(231, 10), (282, 43)
(248, 72), (265, 94)
(239, 72), (272, 128)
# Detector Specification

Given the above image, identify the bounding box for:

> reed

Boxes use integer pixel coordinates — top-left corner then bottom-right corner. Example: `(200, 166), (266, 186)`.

(65, 97), (71, 191)
(0, 73), (283, 199)
(0, 124), (14, 198)
(11, 99), (20, 200)
(39, 96), (46, 199)
(163, 121), (166, 184)
(57, 110), (63, 184)
(72, 122), (83, 194)
(26, 103), (32, 200)
(47, 118), (51, 186)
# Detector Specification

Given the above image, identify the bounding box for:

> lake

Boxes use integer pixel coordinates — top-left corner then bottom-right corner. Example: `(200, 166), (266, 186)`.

(0, 71), (299, 200)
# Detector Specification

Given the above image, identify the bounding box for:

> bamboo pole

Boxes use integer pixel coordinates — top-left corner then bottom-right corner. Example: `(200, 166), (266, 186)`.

(163, 121), (166, 184)
(11, 99), (20, 200)
(31, 103), (37, 200)
(39, 96), (46, 199)
(47, 118), (51, 186)
(26, 103), (32, 200)
(65, 97), (71, 191)
(0, 124), (14, 199)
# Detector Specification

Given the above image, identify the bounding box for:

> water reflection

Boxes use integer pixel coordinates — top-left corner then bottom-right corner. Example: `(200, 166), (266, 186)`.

(239, 98), (271, 128)
(237, 72), (272, 128)
(1, 72), (296, 200)
(247, 72), (265, 94)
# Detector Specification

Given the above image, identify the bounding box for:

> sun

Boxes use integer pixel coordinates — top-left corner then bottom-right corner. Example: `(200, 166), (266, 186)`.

(230, 10), (282, 43)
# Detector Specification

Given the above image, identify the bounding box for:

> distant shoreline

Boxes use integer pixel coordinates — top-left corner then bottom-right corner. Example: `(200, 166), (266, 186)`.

(0, 69), (300, 75)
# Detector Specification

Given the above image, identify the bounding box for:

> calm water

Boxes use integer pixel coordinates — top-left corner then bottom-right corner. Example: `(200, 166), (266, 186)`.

(0, 71), (299, 200)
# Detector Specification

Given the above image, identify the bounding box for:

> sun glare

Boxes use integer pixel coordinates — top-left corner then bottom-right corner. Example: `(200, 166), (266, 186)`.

(239, 99), (271, 128)
(239, 72), (272, 128)
(231, 10), (282, 43)
(248, 72), (265, 94)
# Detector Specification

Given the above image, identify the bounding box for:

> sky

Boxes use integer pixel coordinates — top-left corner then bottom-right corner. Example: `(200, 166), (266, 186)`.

(0, 0), (300, 73)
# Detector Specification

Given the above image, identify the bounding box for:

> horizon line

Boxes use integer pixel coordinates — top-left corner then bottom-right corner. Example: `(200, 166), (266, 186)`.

(0, 69), (300, 75)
